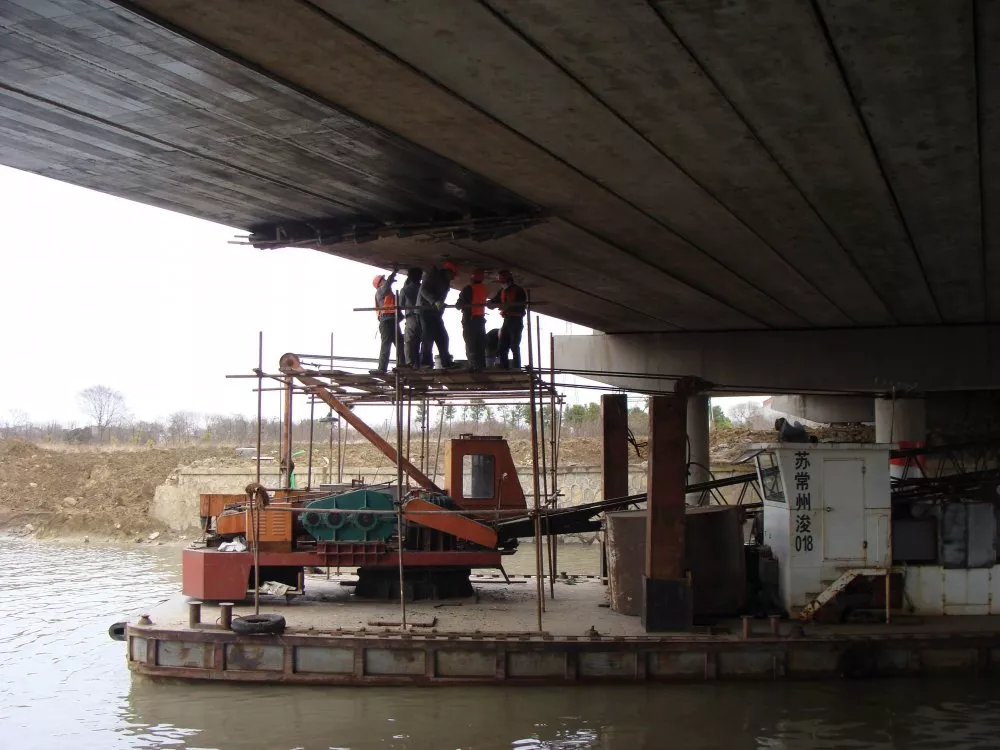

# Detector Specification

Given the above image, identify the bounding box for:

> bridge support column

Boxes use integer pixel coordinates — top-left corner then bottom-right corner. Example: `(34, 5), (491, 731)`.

(876, 396), (926, 478)
(643, 394), (692, 632)
(686, 395), (711, 505)
(600, 394), (629, 584)
(601, 394), (629, 501)
(875, 397), (926, 444)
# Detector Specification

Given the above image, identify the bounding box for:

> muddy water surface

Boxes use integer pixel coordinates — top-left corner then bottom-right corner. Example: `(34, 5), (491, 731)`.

(3, 537), (1000, 749)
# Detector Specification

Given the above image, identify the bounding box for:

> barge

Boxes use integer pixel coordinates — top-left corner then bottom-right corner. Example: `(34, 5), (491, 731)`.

(127, 574), (1000, 684)
(118, 353), (1000, 685)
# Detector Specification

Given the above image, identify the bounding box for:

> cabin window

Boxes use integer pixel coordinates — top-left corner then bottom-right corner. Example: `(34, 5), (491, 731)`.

(463, 454), (495, 499)
(756, 452), (785, 503)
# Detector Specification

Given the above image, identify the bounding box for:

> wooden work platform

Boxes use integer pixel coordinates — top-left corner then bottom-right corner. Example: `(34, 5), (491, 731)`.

(126, 574), (1000, 686)
(289, 364), (556, 405)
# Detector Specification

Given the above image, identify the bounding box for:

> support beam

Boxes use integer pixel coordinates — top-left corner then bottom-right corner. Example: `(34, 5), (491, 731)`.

(555, 327), (1000, 394)
(600, 394), (629, 501)
(876, 396), (927, 479)
(279, 353), (441, 492)
(686, 395), (710, 505)
(875, 397), (927, 444)
(768, 395), (874, 424)
(643, 394), (692, 632)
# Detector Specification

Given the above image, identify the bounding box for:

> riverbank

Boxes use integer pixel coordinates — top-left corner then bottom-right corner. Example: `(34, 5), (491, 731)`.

(0, 425), (872, 541)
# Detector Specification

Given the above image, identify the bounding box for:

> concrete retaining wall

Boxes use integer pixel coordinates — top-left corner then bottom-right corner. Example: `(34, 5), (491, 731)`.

(152, 462), (749, 533)
(151, 463), (650, 533)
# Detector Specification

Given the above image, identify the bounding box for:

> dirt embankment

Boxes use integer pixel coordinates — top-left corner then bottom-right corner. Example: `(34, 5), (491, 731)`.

(0, 424), (873, 540)
(0, 440), (233, 541)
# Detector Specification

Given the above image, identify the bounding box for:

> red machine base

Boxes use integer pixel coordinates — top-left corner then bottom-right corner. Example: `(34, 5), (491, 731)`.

(182, 547), (505, 601)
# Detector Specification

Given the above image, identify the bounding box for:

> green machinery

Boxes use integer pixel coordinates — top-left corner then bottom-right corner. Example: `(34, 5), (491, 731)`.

(300, 489), (396, 543)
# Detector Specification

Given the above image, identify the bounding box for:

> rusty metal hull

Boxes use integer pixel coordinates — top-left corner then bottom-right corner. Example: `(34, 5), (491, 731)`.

(126, 623), (1000, 686)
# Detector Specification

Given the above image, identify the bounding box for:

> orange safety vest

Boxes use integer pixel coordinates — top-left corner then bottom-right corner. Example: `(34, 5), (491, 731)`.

(470, 282), (487, 317)
(375, 289), (396, 318)
(500, 286), (525, 318)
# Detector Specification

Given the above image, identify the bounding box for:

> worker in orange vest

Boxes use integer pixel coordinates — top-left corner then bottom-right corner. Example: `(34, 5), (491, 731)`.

(487, 269), (527, 369)
(457, 268), (488, 370)
(372, 269), (400, 374)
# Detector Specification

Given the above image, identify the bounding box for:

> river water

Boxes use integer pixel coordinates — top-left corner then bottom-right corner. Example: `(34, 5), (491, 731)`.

(3, 536), (1000, 749)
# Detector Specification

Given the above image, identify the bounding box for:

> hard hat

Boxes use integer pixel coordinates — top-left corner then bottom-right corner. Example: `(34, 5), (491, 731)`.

(372, 274), (385, 289)
(443, 259), (459, 275)
(471, 268), (485, 282)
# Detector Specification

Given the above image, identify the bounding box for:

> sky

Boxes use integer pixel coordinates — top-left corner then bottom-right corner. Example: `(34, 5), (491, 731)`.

(0, 165), (761, 429)
(0, 165), (595, 428)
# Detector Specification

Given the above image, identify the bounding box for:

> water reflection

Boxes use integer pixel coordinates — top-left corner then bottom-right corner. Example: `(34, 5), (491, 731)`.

(4, 536), (1000, 750)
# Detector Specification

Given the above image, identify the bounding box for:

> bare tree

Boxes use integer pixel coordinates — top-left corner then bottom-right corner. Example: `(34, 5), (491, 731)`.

(727, 400), (763, 428)
(5, 409), (29, 438)
(168, 411), (200, 443)
(77, 386), (127, 442)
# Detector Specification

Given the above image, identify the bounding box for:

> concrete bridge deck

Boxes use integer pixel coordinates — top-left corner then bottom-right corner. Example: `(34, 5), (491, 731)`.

(2, 1), (997, 335)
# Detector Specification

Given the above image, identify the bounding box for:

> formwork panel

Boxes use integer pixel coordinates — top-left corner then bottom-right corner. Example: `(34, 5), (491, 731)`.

(507, 651), (564, 678)
(578, 651), (636, 678)
(921, 648), (979, 673)
(875, 648), (912, 675)
(436, 649), (495, 677)
(159, 641), (212, 669)
(787, 647), (839, 675)
(365, 648), (424, 676)
(129, 637), (147, 664)
(647, 650), (705, 678)
(295, 646), (354, 674)
(718, 649), (775, 678)
(225, 643), (283, 671)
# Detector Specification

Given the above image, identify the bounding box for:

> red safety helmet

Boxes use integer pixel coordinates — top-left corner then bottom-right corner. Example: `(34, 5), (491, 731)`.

(471, 268), (485, 283)
(372, 274), (385, 289)
(443, 259), (459, 275)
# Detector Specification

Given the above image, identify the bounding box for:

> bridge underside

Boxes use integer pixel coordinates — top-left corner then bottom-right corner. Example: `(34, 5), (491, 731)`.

(2, 1), (998, 334)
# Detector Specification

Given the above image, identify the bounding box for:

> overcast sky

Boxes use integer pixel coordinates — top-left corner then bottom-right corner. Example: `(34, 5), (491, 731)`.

(0, 165), (761, 430)
(0, 165), (599, 428)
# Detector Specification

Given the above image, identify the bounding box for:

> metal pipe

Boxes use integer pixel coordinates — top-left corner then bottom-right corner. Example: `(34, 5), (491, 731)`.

(281, 373), (293, 490)
(229, 505), (539, 517)
(329, 332), (335, 484)
(526, 292), (544, 625)
(253, 332), (263, 618)
(433, 405), (445, 485)
(307, 395), (315, 490)
(549, 332), (558, 598)
(256, 332), (263, 488)
(394, 311), (407, 631)
(406, 393), (412, 465)
(338, 417), (345, 483)
(536, 316), (552, 600)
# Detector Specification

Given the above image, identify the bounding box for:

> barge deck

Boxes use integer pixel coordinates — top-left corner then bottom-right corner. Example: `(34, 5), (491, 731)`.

(127, 573), (1000, 685)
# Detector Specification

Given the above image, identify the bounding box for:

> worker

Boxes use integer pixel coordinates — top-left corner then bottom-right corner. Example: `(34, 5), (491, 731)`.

(418, 260), (457, 368)
(487, 269), (526, 369)
(372, 269), (400, 374)
(457, 268), (488, 370)
(399, 267), (423, 367)
(485, 327), (500, 368)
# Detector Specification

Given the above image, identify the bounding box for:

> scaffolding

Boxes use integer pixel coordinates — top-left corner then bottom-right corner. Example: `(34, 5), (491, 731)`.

(228, 314), (565, 632)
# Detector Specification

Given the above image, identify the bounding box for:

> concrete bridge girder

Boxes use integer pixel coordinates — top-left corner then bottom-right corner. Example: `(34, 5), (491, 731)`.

(553, 327), (1000, 396)
(1, 0), (997, 334)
